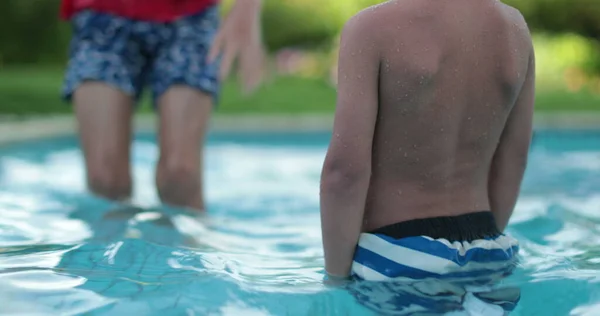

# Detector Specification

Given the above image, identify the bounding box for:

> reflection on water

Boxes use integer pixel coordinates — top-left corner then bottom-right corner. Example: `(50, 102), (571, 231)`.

(0, 131), (599, 315)
(348, 278), (521, 315)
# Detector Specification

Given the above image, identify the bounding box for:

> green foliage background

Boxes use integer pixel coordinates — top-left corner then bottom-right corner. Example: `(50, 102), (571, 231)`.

(0, 0), (598, 114)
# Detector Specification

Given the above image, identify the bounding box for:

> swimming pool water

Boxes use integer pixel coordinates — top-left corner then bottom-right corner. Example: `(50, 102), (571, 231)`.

(0, 131), (599, 315)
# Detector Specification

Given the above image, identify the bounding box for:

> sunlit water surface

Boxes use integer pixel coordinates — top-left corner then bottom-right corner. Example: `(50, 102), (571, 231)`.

(0, 131), (599, 315)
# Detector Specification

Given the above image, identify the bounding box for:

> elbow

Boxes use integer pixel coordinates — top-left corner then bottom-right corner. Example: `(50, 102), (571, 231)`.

(518, 154), (529, 172)
(490, 146), (530, 180)
(320, 157), (370, 193)
(514, 146), (530, 172)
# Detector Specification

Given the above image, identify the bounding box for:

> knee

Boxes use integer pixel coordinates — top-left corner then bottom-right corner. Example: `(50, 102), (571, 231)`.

(156, 157), (201, 207)
(156, 159), (199, 192)
(87, 157), (131, 200)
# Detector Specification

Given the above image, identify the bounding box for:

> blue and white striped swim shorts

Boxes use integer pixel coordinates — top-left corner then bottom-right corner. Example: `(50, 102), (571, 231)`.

(349, 212), (521, 315)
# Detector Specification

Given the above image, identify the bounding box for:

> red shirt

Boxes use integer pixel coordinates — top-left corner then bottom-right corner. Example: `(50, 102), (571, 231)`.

(60, 0), (219, 22)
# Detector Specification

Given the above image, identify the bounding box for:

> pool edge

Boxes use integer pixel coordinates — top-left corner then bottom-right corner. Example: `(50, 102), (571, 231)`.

(0, 112), (599, 145)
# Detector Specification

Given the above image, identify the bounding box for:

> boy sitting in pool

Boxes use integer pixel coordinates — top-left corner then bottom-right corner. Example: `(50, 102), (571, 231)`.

(320, 0), (535, 282)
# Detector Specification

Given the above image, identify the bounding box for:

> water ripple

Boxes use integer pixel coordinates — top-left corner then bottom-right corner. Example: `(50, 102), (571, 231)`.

(0, 132), (599, 315)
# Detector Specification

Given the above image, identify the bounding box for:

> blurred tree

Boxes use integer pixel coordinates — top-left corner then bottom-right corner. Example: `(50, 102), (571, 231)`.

(504, 0), (599, 40)
(0, 0), (598, 65)
(260, 1), (343, 52)
(259, 0), (600, 53)
(0, 0), (70, 65)
(505, 0), (600, 75)
(226, 0), (381, 52)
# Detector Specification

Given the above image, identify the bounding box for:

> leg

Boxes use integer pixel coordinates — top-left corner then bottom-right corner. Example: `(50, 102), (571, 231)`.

(155, 87), (212, 210)
(151, 7), (221, 210)
(62, 11), (147, 200)
(74, 83), (133, 200)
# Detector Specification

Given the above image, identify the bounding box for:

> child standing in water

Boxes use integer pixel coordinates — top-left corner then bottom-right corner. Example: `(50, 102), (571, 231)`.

(320, 0), (534, 294)
(59, 0), (264, 210)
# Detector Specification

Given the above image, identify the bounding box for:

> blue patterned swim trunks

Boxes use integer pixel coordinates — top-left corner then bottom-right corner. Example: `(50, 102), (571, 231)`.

(62, 6), (221, 108)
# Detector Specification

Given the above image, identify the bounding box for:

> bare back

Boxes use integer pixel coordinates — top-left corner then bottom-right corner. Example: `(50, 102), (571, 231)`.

(363, 0), (534, 230)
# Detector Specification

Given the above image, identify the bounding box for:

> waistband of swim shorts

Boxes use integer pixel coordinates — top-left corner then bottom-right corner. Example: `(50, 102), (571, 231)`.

(370, 211), (501, 242)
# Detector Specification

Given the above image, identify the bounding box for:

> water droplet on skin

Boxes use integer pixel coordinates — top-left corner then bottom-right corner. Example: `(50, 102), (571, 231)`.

(397, 190), (403, 195)
(412, 144), (417, 149)
(404, 152), (408, 157)
(468, 117), (472, 120)
(440, 128), (444, 132)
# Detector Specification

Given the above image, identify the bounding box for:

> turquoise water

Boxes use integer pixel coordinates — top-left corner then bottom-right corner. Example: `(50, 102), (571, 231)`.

(0, 131), (599, 315)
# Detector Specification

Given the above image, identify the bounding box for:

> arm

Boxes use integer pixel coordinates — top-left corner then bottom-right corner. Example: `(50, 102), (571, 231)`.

(320, 14), (380, 278)
(488, 45), (536, 232)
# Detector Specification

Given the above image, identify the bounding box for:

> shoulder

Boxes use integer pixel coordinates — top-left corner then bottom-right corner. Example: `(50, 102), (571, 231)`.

(499, 2), (528, 23)
(496, 3), (535, 75)
(336, 6), (386, 61)
(340, 0), (427, 45)
(340, 6), (383, 41)
(492, 2), (534, 61)
(339, 1), (403, 57)
(342, 1), (413, 40)
(499, 3), (532, 40)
